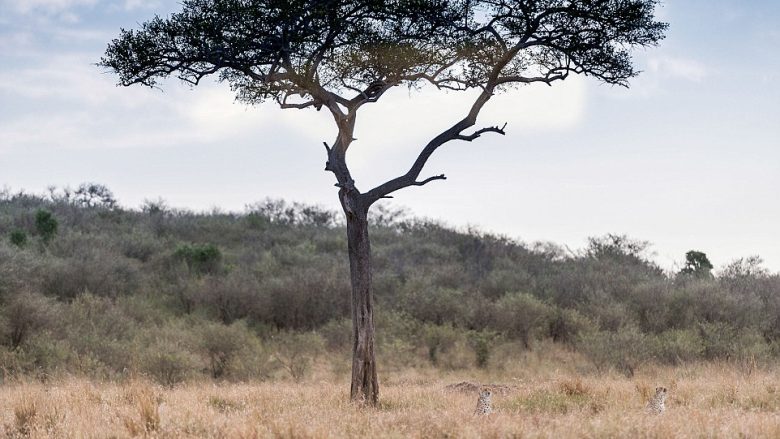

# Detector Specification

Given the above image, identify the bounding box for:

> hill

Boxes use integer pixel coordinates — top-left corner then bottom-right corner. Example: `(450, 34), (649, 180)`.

(1, 186), (778, 383)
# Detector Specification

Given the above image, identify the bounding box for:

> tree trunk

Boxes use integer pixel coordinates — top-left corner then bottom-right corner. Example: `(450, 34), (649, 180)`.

(342, 194), (379, 405)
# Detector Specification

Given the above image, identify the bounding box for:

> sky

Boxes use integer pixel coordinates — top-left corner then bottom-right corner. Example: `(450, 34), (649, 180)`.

(0, 0), (778, 273)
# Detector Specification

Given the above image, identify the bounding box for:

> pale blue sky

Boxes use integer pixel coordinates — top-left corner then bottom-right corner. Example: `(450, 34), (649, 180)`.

(0, 0), (778, 272)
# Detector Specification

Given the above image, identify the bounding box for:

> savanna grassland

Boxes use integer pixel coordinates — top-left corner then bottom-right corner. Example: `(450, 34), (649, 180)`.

(2, 186), (780, 437)
(3, 352), (780, 438)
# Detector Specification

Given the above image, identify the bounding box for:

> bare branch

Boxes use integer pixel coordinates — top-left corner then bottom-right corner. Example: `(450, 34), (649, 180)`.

(412, 174), (447, 186)
(279, 100), (318, 110)
(456, 123), (507, 141)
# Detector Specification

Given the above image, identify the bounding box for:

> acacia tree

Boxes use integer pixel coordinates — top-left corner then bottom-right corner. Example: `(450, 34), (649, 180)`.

(101, 0), (666, 404)
(680, 250), (714, 278)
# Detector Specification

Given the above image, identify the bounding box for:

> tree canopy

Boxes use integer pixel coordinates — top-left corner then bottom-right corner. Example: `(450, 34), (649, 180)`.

(101, 0), (667, 203)
(680, 250), (714, 277)
(103, 0), (666, 97)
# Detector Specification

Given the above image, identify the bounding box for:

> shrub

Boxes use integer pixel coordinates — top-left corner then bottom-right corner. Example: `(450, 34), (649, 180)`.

(12, 333), (72, 378)
(197, 321), (249, 379)
(421, 323), (459, 366)
(173, 243), (222, 275)
(480, 265), (534, 299)
(120, 231), (163, 262)
(494, 292), (553, 349)
(320, 318), (352, 351)
(73, 183), (117, 209)
(697, 322), (770, 361)
(261, 261), (350, 329)
(196, 270), (264, 324)
(35, 209), (58, 243)
(652, 329), (704, 364)
(400, 284), (468, 326)
(547, 307), (595, 345)
(669, 280), (762, 329)
(141, 342), (196, 386)
(374, 311), (420, 366)
(627, 280), (672, 333)
(270, 331), (325, 381)
(223, 335), (276, 381)
(578, 326), (654, 377)
(585, 299), (635, 332)
(586, 234), (652, 263)
(40, 247), (142, 299)
(141, 198), (169, 215)
(679, 250), (714, 278)
(0, 292), (56, 349)
(246, 199), (297, 225)
(468, 330), (499, 369)
(60, 295), (139, 374)
(9, 229), (27, 248)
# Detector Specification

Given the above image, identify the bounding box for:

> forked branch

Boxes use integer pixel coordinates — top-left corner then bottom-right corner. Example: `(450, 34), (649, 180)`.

(456, 123), (507, 141)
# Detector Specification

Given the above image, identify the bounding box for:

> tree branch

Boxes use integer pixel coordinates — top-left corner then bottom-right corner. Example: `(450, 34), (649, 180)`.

(456, 123), (507, 141)
(279, 98), (319, 110)
(359, 39), (528, 205)
(348, 81), (396, 111)
(412, 174), (447, 186)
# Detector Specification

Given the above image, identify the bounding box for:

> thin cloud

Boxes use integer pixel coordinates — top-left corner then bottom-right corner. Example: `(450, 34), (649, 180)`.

(5, 0), (96, 12)
(647, 56), (708, 82)
(0, 52), (321, 153)
(123, 0), (161, 10)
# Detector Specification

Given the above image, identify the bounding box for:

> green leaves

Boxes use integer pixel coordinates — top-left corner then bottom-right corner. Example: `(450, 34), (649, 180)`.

(34, 210), (58, 245)
(101, 0), (666, 105)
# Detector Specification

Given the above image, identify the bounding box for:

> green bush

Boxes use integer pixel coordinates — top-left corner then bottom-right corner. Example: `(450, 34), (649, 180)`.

(652, 329), (704, 365)
(547, 307), (595, 345)
(174, 243), (223, 275)
(9, 229), (27, 248)
(468, 330), (499, 369)
(494, 292), (552, 349)
(35, 209), (58, 243)
(697, 322), (770, 362)
(374, 311), (420, 367)
(400, 284), (468, 325)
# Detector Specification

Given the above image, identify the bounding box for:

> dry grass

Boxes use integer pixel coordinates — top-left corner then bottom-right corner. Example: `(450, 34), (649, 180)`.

(2, 360), (780, 438)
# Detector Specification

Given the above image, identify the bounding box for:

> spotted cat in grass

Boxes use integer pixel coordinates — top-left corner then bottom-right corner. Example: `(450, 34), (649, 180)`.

(646, 386), (667, 414)
(474, 388), (493, 415)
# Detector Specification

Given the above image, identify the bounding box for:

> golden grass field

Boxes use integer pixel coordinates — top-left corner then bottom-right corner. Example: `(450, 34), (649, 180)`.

(3, 351), (780, 438)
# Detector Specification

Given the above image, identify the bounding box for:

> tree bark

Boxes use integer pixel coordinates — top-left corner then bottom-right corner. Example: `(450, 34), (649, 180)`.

(341, 191), (379, 405)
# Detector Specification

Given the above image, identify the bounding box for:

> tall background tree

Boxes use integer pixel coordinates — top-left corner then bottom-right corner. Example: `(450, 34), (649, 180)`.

(101, 0), (667, 404)
(680, 250), (714, 278)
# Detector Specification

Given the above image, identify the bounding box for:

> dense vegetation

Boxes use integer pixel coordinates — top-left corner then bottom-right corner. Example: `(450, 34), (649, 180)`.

(1, 186), (778, 384)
